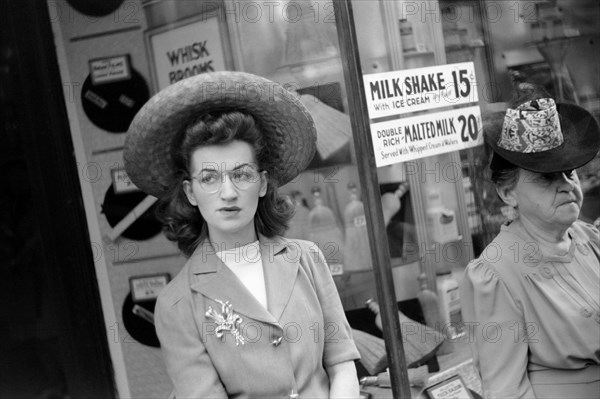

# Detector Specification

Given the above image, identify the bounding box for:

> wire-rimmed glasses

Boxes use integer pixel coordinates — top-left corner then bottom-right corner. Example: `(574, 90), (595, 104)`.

(191, 164), (263, 193)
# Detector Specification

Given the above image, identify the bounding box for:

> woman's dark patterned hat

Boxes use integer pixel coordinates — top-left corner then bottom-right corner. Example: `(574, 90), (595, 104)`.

(124, 71), (317, 199)
(486, 98), (600, 173)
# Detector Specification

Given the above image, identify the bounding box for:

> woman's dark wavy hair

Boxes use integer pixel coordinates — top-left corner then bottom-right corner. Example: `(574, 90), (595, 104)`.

(156, 111), (294, 257)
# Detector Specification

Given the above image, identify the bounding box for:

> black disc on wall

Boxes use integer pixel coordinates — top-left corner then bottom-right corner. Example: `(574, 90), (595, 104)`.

(67, 0), (125, 17)
(81, 68), (149, 133)
(101, 185), (162, 241)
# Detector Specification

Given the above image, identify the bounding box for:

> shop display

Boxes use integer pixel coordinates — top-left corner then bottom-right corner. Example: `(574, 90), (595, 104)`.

(81, 67), (149, 133)
(46, 0), (600, 396)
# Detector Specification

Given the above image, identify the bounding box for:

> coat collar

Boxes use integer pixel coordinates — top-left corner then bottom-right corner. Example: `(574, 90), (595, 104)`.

(188, 234), (299, 325)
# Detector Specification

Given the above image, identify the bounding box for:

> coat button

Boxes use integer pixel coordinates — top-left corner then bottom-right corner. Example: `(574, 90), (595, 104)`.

(576, 243), (589, 256)
(580, 307), (592, 318)
(540, 265), (554, 279)
(271, 336), (283, 347)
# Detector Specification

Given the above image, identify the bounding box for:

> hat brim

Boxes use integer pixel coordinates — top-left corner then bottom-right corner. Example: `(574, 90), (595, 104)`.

(124, 72), (317, 199)
(486, 102), (600, 173)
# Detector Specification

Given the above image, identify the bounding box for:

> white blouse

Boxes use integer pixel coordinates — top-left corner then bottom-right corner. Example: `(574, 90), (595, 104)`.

(216, 241), (268, 309)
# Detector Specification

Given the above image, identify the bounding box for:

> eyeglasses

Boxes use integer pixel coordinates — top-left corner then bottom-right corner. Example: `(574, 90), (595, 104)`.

(191, 165), (263, 193)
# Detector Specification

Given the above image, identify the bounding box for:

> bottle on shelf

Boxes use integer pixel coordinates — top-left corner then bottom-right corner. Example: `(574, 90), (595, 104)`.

(436, 265), (464, 342)
(416, 273), (442, 330)
(286, 190), (310, 241)
(399, 19), (416, 52)
(343, 183), (372, 272)
(308, 187), (345, 275)
(425, 187), (459, 244)
(418, 273), (453, 355)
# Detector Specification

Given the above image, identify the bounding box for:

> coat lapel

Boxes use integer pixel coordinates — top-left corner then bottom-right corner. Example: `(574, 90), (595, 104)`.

(189, 240), (278, 325)
(260, 235), (300, 323)
(188, 236), (301, 326)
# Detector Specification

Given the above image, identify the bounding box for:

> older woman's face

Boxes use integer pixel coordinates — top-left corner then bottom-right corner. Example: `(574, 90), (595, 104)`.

(506, 168), (583, 231)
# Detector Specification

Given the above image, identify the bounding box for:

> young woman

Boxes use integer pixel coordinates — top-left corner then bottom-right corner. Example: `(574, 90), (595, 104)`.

(124, 71), (360, 398)
(461, 92), (600, 398)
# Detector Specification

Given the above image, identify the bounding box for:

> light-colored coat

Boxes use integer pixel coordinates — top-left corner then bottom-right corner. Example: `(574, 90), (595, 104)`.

(155, 235), (360, 398)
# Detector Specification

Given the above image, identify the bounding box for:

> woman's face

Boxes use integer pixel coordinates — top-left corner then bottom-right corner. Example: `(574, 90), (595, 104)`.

(183, 140), (267, 247)
(500, 168), (583, 232)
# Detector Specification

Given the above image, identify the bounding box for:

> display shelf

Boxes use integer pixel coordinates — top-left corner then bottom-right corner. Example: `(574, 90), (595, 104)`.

(403, 50), (435, 58)
(445, 44), (485, 53)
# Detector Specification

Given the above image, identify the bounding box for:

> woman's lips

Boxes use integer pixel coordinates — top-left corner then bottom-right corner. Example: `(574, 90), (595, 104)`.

(558, 198), (577, 206)
(220, 207), (241, 212)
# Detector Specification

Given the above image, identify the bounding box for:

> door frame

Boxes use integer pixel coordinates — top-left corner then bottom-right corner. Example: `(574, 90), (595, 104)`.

(2, 1), (116, 396)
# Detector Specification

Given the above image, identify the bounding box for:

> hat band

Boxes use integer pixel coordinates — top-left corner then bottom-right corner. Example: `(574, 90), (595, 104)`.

(498, 98), (563, 153)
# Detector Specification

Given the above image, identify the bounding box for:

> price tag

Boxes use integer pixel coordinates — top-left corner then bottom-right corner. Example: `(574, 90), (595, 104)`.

(424, 375), (475, 399)
(354, 215), (367, 227)
(329, 263), (344, 276)
(370, 106), (483, 166)
(130, 273), (170, 303)
(111, 168), (140, 194)
(89, 55), (132, 85)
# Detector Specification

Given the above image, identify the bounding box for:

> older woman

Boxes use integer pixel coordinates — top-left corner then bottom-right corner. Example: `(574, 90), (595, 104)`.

(461, 95), (600, 398)
(124, 72), (360, 398)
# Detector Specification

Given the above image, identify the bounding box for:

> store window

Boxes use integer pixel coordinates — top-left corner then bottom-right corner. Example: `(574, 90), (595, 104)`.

(48, 0), (599, 397)
(346, 0), (600, 396)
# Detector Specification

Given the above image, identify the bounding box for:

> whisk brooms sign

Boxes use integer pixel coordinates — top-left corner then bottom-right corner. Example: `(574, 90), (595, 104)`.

(145, 13), (231, 91)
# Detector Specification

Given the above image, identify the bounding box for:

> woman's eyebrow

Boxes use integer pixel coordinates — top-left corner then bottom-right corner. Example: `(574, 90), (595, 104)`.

(198, 162), (253, 172)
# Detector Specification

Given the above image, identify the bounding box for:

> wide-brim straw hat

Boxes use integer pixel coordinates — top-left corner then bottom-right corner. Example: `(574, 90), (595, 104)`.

(485, 98), (600, 173)
(124, 71), (317, 199)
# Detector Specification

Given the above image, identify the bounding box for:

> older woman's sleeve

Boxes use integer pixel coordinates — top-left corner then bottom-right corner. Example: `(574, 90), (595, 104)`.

(304, 243), (361, 367)
(460, 260), (536, 399)
(154, 292), (227, 399)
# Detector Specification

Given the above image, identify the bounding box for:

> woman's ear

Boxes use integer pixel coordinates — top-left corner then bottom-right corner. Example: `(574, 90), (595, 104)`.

(496, 185), (517, 208)
(259, 171), (268, 198)
(182, 180), (198, 206)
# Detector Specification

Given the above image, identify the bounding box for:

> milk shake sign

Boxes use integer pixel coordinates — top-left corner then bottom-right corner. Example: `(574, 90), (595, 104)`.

(364, 62), (478, 118)
(363, 62), (483, 167)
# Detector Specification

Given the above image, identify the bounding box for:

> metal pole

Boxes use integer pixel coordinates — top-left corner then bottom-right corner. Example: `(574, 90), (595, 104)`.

(332, 1), (412, 398)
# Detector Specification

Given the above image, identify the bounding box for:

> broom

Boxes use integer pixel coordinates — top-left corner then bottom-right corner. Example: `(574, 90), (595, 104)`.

(365, 299), (445, 367)
(352, 329), (388, 375)
(353, 329), (430, 387)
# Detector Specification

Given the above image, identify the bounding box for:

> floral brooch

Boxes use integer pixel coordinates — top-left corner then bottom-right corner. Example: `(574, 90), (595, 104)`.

(205, 299), (245, 346)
